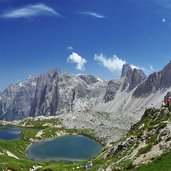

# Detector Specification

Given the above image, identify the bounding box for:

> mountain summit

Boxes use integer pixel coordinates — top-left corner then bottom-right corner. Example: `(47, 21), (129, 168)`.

(1, 61), (171, 142)
(120, 63), (146, 90)
(0, 70), (107, 120)
(121, 63), (133, 78)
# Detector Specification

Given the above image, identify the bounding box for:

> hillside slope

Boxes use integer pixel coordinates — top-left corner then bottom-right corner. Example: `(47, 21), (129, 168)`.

(95, 107), (171, 171)
(1, 107), (171, 171)
(94, 61), (171, 130)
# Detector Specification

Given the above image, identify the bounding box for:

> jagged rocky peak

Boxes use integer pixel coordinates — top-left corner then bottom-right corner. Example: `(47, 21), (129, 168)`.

(77, 74), (103, 84)
(121, 63), (132, 78)
(103, 64), (146, 103)
(121, 63), (146, 80)
(27, 74), (37, 81)
(30, 68), (61, 117)
(121, 63), (146, 91)
(129, 68), (146, 90)
(0, 68), (61, 120)
(0, 67), (108, 120)
(40, 68), (60, 79)
(133, 61), (171, 97)
(160, 61), (171, 86)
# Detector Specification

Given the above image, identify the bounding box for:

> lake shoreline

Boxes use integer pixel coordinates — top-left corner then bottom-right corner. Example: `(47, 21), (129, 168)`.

(26, 135), (103, 162)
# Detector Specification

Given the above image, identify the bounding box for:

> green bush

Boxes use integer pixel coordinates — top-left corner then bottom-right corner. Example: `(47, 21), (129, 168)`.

(137, 144), (153, 156)
(147, 133), (158, 145)
(126, 161), (135, 170)
(158, 122), (167, 130)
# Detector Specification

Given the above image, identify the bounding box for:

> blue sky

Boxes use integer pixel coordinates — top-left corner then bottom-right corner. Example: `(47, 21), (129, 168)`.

(0, 0), (171, 90)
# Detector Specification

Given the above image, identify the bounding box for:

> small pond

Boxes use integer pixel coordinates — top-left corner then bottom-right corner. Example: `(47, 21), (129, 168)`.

(26, 135), (103, 162)
(0, 126), (22, 140)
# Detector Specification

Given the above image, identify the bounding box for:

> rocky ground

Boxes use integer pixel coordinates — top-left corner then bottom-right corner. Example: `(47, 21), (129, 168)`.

(95, 107), (171, 171)
(58, 110), (132, 143)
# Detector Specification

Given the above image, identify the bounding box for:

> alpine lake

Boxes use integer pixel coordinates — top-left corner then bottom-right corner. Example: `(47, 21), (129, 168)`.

(0, 126), (103, 162)
(0, 126), (23, 140)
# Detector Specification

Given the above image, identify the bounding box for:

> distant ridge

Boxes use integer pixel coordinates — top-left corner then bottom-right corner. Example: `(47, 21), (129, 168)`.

(1, 61), (171, 142)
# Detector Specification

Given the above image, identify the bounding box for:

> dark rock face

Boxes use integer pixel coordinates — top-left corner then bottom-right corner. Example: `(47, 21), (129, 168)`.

(78, 74), (100, 84)
(129, 69), (147, 90)
(121, 64), (146, 91)
(165, 91), (171, 99)
(121, 63), (132, 78)
(30, 69), (60, 117)
(103, 79), (124, 103)
(133, 61), (171, 97)
(160, 61), (171, 87)
(133, 72), (161, 97)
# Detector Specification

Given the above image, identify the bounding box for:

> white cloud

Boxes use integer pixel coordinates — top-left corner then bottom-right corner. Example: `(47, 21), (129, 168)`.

(1, 3), (61, 18)
(131, 64), (139, 69)
(94, 53), (141, 74)
(81, 11), (105, 19)
(94, 53), (156, 77)
(94, 54), (126, 72)
(67, 46), (73, 50)
(67, 52), (87, 71)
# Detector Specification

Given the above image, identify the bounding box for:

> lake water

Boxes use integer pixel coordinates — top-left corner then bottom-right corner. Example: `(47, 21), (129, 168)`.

(26, 135), (103, 162)
(0, 126), (22, 140)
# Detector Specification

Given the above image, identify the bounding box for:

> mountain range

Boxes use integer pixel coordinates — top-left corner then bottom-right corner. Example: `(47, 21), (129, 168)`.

(0, 61), (171, 142)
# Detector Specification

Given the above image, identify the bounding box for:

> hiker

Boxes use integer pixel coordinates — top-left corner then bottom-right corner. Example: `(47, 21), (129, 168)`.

(165, 98), (170, 107)
(88, 162), (93, 168)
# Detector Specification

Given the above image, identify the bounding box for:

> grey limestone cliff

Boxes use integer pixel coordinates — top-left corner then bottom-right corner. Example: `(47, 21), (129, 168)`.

(0, 69), (107, 120)
(121, 63), (146, 91)
(133, 61), (171, 97)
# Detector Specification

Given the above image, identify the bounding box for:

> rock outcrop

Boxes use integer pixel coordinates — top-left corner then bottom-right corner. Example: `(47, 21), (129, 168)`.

(121, 63), (146, 91)
(121, 63), (133, 78)
(133, 61), (171, 97)
(103, 78), (124, 103)
(77, 74), (102, 84)
(103, 63), (146, 103)
(0, 74), (38, 120)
